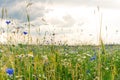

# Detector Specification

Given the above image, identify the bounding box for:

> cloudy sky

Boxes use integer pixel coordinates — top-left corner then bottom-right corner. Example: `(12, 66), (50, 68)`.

(0, 0), (120, 45)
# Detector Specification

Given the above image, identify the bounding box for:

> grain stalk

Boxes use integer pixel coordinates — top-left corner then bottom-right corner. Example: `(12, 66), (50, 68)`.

(26, 2), (32, 45)
(97, 6), (102, 80)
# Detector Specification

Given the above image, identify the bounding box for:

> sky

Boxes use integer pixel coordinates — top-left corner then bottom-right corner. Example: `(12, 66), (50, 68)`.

(0, 0), (120, 45)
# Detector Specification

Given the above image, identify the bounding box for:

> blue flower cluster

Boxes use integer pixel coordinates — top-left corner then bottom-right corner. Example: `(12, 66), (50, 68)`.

(6, 68), (14, 76)
(23, 31), (28, 35)
(5, 20), (28, 35)
(6, 20), (11, 25)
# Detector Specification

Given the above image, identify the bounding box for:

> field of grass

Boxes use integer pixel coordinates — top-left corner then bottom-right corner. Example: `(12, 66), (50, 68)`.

(0, 44), (120, 80)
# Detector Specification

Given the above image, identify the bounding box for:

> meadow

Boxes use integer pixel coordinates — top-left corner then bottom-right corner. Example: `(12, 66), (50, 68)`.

(0, 1), (120, 80)
(0, 44), (120, 80)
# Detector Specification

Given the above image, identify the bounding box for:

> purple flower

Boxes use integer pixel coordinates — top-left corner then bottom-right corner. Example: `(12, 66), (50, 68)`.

(6, 20), (11, 25)
(23, 31), (28, 35)
(6, 68), (14, 76)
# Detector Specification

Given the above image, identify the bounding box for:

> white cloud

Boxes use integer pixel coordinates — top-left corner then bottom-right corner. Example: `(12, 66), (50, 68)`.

(51, 0), (120, 9)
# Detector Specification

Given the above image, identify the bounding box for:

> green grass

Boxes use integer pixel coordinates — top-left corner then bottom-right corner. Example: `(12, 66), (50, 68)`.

(0, 44), (120, 80)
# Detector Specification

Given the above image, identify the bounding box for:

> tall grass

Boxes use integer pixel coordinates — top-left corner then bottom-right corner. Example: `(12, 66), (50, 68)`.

(0, 44), (120, 80)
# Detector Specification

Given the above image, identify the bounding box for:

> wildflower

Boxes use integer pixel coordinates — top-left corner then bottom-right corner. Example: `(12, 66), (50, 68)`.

(27, 52), (34, 58)
(82, 56), (86, 59)
(77, 58), (81, 62)
(23, 31), (28, 35)
(105, 67), (109, 70)
(6, 20), (11, 25)
(0, 49), (4, 53)
(16, 54), (26, 58)
(42, 55), (48, 64)
(42, 55), (48, 60)
(6, 68), (14, 76)
(15, 75), (23, 78)
(90, 54), (96, 61)
(43, 74), (47, 79)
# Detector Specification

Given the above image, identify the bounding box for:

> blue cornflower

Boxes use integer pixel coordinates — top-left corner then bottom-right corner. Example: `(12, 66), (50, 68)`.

(6, 20), (11, 25)
(6, 68), (14, 76)
(90, 54), (96, 61)
(23, 31), (28, 35)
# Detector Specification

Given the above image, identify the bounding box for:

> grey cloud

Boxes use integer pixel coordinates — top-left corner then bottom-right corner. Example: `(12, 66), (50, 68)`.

(0, 0), (51, 22)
